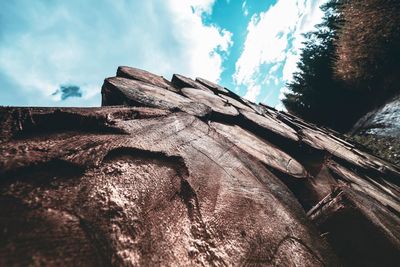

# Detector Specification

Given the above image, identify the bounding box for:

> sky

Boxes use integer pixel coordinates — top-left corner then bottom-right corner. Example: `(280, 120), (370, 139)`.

(0, 0), (327, 108)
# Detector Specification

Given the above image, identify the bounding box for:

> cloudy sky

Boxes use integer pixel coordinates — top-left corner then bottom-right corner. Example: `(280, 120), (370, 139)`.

(0, 0), (327, 108)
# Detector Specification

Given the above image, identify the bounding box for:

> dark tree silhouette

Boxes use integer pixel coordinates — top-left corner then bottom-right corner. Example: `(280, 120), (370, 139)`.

(335, 0), (400, 103)
(283, 0), (400, 132)
(283, 0), (357, 131)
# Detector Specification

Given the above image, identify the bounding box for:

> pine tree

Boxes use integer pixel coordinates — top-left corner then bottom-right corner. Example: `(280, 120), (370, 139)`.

(335, 0), (400, 102)
(283, 0), (400, 131)
(283, 0), (360, 131)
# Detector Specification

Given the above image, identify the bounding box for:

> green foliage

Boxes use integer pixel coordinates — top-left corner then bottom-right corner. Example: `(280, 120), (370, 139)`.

(345, 134), (400, 167)
(283, 0), (359, 131)
(282, 0), (400, 132)
(335, 0), (400, 98)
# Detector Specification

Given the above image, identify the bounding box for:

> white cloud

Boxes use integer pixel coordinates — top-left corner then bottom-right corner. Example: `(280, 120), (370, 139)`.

(282, 0), (327, 83)
(242, 1), (249, 16)
(0, 0), (232, 106)
(275, 102), (286, 111)
(279, 87), (291, 101)
(181, 0), (215, 15)
(234, 0), (327, 104)
(244, 85), (261, 102)
(269, 63), (281, 75)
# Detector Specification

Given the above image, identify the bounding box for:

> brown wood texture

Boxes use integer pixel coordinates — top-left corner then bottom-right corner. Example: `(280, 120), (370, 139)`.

(181, 88), (239, 118)
(117, 66), (179, 93)
(171, 74), (214, 93)
(195, 77), (230, 95)
(1, 66), (399, 267)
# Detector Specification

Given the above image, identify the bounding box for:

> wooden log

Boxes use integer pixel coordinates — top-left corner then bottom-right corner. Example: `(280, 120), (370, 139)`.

(240, 110), (300, 142)
(243, 99), (266, 114)
(171, 74), (214, 93)
(116, 66), (179, 93)
(0, 107), (338, 266)
(101, 77), (211, 118)
(210, 121), (307, 178)
(1, 66), (400, 266)
(299, 126), (400, 179)
(307, 188), (400, 267)
(195, 77), (230, 95)
(219, 94), (254, 112)
(181, 88), (239, 118)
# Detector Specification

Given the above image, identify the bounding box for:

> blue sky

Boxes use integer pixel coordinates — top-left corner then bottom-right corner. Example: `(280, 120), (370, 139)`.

(0, 0), (326, 108)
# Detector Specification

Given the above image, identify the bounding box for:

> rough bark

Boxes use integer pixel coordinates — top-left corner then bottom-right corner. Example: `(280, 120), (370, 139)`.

(1, 66), (399, 267)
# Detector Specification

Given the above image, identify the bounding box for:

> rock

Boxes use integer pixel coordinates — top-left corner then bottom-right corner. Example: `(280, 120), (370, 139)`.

(1, 66), (399, 267)
(349, 94), (400, 167)
(352, 94), (400, 138)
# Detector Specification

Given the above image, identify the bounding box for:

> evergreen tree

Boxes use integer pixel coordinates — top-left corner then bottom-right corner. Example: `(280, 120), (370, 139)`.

(335, 0), (400, 101)
(282, 0), (359, 131)
(283, 0), (400, 131)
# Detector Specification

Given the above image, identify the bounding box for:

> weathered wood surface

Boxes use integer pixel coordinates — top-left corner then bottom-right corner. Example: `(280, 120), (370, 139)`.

(307, 187), (400, 267)
(117, 66), (179, 93)
(102, 77), (211, 118)
(240, 110), (300, 142)
(1, 66), (400, 266)
(210, 122), (307, 179)
(0, 108), (337, 266)
(171, 74), (213, 93)
(102, 77), (190, 109)
(181, 87), (239, 118)
(219, 94), (254, 112)
(195, 77), (230, 95)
